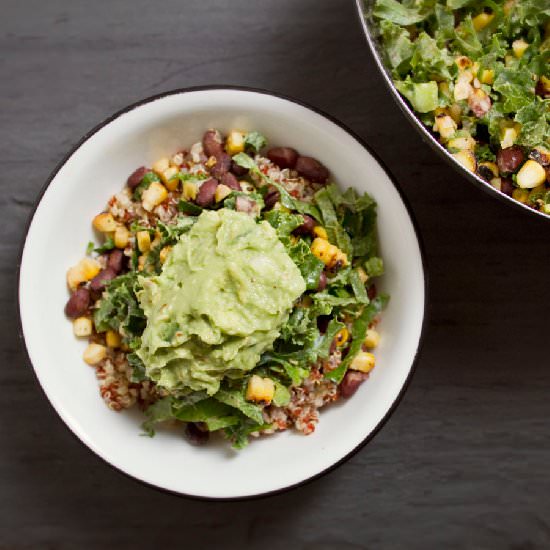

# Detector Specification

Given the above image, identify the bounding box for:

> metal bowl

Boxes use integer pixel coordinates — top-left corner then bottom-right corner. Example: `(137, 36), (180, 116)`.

(355, 0), (548, 219)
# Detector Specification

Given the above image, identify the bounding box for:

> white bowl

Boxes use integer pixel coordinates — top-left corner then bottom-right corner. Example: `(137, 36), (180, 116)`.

(18, 87), (426, 499)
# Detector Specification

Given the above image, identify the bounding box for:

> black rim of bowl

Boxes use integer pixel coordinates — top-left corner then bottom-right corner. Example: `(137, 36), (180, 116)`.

(354, 0), (549, 221)
(16, 85), (430, 501)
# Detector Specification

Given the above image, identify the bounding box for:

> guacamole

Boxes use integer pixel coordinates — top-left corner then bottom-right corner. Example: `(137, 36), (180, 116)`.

(136, 208), (306, 395)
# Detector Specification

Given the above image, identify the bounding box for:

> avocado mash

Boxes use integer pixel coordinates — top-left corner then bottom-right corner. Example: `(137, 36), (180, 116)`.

(136, 208), (306, 395)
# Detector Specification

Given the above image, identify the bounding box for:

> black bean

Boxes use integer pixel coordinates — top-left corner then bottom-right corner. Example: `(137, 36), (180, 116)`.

(64, 287), (90, 318)
(500, 177), (514, 196)
(263, 186), (280, 210)
(317, 270), (327, 292)
(293, 214), (316, 236)
(317, 315), (330, 334)
(184, 423), (209, 446)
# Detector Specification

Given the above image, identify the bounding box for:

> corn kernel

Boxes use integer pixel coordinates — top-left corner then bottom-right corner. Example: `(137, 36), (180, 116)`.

(137, 231), (151, 253)
(335, 327), (349, 347)
(205, 156), (217, 168)
(435, 114), (457, 140)
(83, 343), (107, 365)
(452, 150), (477, 173)
(106, 330), (121, 348)
(142, 181), (168, 211)
(311, 238), (337, 266)
(512, 188), (529, 203)
(472, 12), (494, 31)
(313, 226), (328, 240)
(73, 317), (92, 337)
(516, 160), (546, 189)
(114, 225), (129, 249)
(215, 184), (232, 203)
(512, 39), (529, 58)
(350, 351), (376, 374)
(159, 246), (172, 264)
(449, 103), (462, 124)
(92, 212), (117, 233)
(161, 166), (179, 191)
(137, 254), (147, 271)
(183, 181), (198, 200)
(500, 126), (519, 149)
(66, 258), (101, 290)
(152, 157), (170, 174)
(226, 131), (245, 155)
(447, 134), (475, 152)
(480, 69), (495, 85)
(364, 329), (380, 349)
(246, 375), (275, 404)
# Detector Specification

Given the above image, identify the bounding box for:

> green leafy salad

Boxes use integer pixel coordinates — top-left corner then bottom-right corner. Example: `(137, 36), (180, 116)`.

(64, 129), (388, 449)
(371, 0), (550, 211)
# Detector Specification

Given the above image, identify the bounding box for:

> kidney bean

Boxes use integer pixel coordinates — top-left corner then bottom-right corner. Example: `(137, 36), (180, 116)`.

(500, 177), (514, 196)
(107, 249), (124, 274)
(267, 147), (298, 169)
(295, 156), (330, 183)
(64, 287), (90, 318)
(317, 270), (327, 292)
(127, 166), (148, 189)
(497, 146), (525, 174)
(210, 153), (232, 178)
(202, 129), (224, 157)
(196, 178), (218, 207)
(184, 423), (209, 445)
(89, 267), (117, 293)
(339, 371), (369, 398)
(263, 186), (280, 210)
(293, 214), (316, 236)
(317, 315), (330, 333)
(221, 172), (241, 191)
(231, 160), (248, 177)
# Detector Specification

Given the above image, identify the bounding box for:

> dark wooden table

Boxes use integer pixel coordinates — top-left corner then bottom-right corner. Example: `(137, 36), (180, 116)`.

(3, 1), (550, 548)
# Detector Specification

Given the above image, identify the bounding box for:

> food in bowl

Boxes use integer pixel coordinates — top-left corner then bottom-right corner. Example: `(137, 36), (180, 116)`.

(371, 0), (550, 211)
(63, 128), (388, 449)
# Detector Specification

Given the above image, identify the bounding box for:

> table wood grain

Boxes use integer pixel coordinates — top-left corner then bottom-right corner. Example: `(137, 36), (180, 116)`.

(2, 1), (550, 548)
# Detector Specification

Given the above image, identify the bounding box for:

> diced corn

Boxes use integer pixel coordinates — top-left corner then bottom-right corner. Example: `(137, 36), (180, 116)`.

(205, 156), (217, 168)
(215, 184), (232, 203)
(226, 131), (245, 155)
(516, 160), (546, 189)
(448, 134), (475, 152)
(160, 166), (179, 191)
(142, 181), (168, 211)
(313, 226), (328, 240)
(159, 246), (172, 264)
(540, 76), (550, 96)
(246, 375), (275, 404)
(152, 157), (170, 174)
(183, 181), (198, 200)
(452, 150), (477, 172)
(92, 212), (117, 233)
(66, 258), (101, 290)
(449, 103), (462, 124)
(310, 238), (348, 268)
(512, 188), (529, 203)
(73, 317), (92, 337)
(490, 177), (502, 191)
(472, 12), (494, 31)
(472, 62), (480, 77)
(435, 114), (457, 140)
(106, 330), (121, 348)
(151, 230), (162, 249)
(114, 225), (129, 249)
(83, 343), (107, 366)
(136, 231), (151, 252)
(499, 126), (519, 149)
(478, 161), (499, 178)
(350, 351), (376, 374)
(480, 69), (495, 85)
(335, 327), (349, 347)
(357, 267), (368, 284)
(512, 39), (529, 58)
(137, 254), (147, 272)
(170, 152), (184, 167)
(364, 329), (380, 349)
